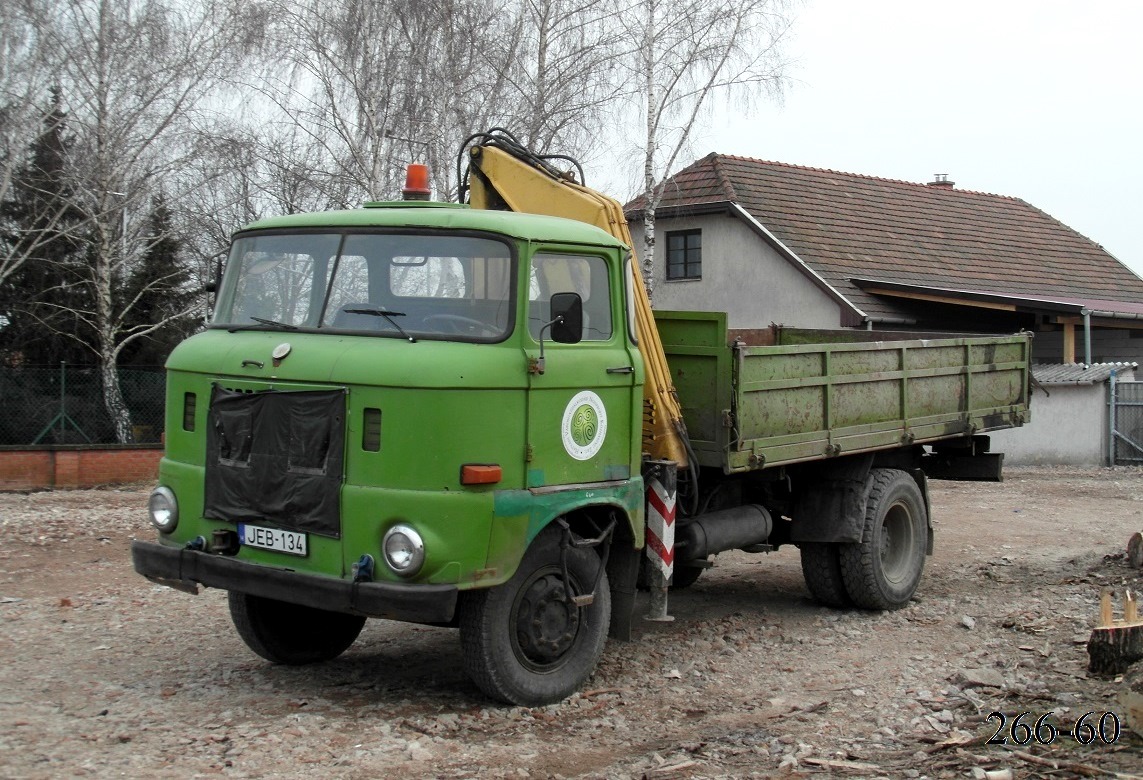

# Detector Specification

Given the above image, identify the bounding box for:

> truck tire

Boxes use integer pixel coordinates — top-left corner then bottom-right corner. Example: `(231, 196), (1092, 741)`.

(228, 591), (366, 665)
(839, 468), (927, 610)
(459, 524), (610, 706)
(799, 543), (850, 607)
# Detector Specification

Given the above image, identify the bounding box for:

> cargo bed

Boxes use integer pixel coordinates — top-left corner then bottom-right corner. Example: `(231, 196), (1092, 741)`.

(654, 311), (1032, 473)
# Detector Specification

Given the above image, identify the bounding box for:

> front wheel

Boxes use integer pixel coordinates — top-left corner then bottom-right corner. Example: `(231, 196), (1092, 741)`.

(838, 468), (928, 610)
(228, 592), (366, 665)
(459, 525), (610, 706)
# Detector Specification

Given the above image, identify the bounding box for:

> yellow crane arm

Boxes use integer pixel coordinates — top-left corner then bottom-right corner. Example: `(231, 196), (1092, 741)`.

(466, 143), (689, 468)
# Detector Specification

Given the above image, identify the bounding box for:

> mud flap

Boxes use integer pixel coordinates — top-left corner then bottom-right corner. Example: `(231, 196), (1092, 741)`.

(606, 543), (640, 641)
(789, 454), (874, 544)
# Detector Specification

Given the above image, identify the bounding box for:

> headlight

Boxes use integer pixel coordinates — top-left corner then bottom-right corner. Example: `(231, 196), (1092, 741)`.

(148, 486), (179, 532)
(382, 524), (424, 576)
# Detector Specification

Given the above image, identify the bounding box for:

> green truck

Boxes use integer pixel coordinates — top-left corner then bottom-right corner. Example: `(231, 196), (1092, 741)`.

(133, 163), (1031, 707)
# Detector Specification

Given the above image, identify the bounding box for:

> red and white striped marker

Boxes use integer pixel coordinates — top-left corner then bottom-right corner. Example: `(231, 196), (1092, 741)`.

(645, 476), (676, 580)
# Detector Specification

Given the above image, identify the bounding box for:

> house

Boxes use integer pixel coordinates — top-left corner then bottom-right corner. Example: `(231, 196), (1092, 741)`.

(625, 155), (1143, 365)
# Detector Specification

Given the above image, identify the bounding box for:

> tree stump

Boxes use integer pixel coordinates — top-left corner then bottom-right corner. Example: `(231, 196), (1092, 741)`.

(1087, 588), (1142, 676)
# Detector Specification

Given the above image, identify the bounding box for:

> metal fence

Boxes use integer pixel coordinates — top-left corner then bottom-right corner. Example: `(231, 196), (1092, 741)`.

(0, 364), (165, 446)
(1109, 374), (1143, 465)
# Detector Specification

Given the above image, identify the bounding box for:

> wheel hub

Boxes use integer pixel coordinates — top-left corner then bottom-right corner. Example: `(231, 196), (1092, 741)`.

(514, 571), (580, 667)
(880, 503), (914, 584)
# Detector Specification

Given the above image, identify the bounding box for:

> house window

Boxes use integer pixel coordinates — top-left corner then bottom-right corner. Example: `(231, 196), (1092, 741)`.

(666, 229), (701, 280)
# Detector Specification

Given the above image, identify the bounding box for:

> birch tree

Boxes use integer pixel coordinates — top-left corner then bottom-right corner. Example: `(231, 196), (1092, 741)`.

(262, 0), (515, 203)
(621, 0), (792, 299)
(23, 0), (266, 442)
(498, 0), (624, 158)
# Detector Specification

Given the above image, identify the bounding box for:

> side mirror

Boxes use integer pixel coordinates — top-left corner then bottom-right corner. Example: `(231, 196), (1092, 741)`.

(549, 292), (583, 345)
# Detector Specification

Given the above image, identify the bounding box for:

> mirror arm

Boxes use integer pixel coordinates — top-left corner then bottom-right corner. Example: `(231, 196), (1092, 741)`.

(529, 315), (564, 375)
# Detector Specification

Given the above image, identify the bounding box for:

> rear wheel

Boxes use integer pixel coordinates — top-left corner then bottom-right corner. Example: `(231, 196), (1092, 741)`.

(800, 543), (850, 607)
(839, 469), (927, 610)
(228, 592), (365, 665)
(459, 524), (610, 706)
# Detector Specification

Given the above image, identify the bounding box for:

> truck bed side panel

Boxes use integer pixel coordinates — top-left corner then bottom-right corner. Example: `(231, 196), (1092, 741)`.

(655, 312), (1031, 473)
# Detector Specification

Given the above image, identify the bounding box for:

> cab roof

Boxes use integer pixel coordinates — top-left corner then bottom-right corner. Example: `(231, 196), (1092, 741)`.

(240, 202), (629, 250)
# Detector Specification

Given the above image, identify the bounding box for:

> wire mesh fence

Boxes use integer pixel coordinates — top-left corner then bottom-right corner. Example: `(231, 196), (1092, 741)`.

(1110, 377), (1143, 465)
(0, 364), (166, 446)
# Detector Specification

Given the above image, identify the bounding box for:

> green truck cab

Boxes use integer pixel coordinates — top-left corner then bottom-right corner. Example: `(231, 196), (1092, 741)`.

(134, 198), (1032, 706)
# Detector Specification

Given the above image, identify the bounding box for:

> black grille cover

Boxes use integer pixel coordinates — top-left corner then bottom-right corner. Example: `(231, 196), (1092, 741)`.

(204, 385), (346, 537)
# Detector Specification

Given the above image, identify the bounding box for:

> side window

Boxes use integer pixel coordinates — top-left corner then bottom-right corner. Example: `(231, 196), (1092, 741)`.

(529, 253), (613, 341)
(624, 255), (639, 344)
(666, 229), (701, 280)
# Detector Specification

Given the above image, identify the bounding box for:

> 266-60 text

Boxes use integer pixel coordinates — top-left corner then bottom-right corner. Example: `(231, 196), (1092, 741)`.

(986, 711), (1121, 746)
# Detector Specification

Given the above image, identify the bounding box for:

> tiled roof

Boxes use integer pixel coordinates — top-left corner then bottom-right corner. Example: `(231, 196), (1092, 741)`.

(628, 154), (1143, 322)
(1033, 362), (1136, 385)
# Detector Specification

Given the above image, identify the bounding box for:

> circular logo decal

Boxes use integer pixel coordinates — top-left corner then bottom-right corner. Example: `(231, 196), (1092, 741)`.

(562, 391), (607, 460)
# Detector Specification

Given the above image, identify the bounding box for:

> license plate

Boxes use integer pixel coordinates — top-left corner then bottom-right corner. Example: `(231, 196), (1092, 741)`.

(238, 524), (308, 556)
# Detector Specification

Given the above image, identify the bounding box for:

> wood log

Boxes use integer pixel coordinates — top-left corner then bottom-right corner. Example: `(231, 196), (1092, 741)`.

(1129, 531), (1143, 569)
(1087, 588), (1143, 676)
(1121, 664), (1143, 739)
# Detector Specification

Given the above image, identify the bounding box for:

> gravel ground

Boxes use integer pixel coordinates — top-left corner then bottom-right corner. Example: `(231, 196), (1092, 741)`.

(1, 466), (1142, 779)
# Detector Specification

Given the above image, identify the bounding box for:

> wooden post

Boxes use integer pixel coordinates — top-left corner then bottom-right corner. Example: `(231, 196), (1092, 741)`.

(1062, 322), (1076, 363)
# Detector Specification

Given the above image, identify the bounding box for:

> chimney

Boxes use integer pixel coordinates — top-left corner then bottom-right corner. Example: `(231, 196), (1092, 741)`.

(927, 173), (955, 189)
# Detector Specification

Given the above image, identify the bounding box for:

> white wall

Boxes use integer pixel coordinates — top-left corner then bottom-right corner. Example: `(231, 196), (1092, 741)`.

(630, 214), (842, 330)
(989, 384), (1108, 465)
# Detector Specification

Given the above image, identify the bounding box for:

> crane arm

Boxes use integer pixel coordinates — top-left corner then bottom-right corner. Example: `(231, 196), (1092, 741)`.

(462, 136), (690, 468)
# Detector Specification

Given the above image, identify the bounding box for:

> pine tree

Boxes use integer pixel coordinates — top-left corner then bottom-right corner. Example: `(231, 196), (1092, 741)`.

(0, 90), (91, 366)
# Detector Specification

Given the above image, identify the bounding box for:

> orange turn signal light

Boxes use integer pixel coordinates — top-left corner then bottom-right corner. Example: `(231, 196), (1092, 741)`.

(461, 464), (502, 485)
(402, 163), (431, 201)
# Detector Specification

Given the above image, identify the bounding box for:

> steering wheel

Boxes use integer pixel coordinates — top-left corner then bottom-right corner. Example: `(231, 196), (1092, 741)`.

(422, 313), (497, 337)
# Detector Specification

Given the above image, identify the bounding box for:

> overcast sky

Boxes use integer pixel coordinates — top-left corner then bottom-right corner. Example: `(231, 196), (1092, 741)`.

(662, 0), (1143, 276)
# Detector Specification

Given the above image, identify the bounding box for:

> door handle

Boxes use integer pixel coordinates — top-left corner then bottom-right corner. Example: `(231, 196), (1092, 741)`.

(606, 366), (634, 374)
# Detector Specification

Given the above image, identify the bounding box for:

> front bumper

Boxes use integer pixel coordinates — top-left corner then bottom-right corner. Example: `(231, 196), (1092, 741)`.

(132, 540), (457, 624)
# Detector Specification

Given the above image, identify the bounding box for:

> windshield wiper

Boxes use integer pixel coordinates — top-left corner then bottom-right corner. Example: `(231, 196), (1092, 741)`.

(342, 307), (417, 343)
(227, 316), (299, 333)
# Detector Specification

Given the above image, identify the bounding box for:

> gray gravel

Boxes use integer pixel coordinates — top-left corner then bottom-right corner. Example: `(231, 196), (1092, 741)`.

(1, 467), (1142, 778)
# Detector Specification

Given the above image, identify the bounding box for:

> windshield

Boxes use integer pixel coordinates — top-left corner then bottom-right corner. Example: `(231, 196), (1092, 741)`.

(212, 232), (514, 341)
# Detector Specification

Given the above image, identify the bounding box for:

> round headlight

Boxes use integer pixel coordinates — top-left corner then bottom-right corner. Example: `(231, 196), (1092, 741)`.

(148, 486), (179, 532)
(382, 524), (425, 576)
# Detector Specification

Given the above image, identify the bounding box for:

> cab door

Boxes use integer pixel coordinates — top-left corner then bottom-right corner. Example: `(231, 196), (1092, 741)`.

(524, 250), (639, 488)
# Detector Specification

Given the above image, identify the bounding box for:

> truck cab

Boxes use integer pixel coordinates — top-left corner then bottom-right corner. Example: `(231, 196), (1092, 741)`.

(134, 201), (645, 705)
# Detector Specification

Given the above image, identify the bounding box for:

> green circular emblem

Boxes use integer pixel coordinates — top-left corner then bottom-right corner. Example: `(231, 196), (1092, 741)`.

(570, 405), (599, 447)
(561, 391), (608, 460)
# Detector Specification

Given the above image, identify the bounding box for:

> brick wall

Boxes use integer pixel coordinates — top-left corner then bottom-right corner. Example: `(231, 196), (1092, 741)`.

(0, 446), (162, 490)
